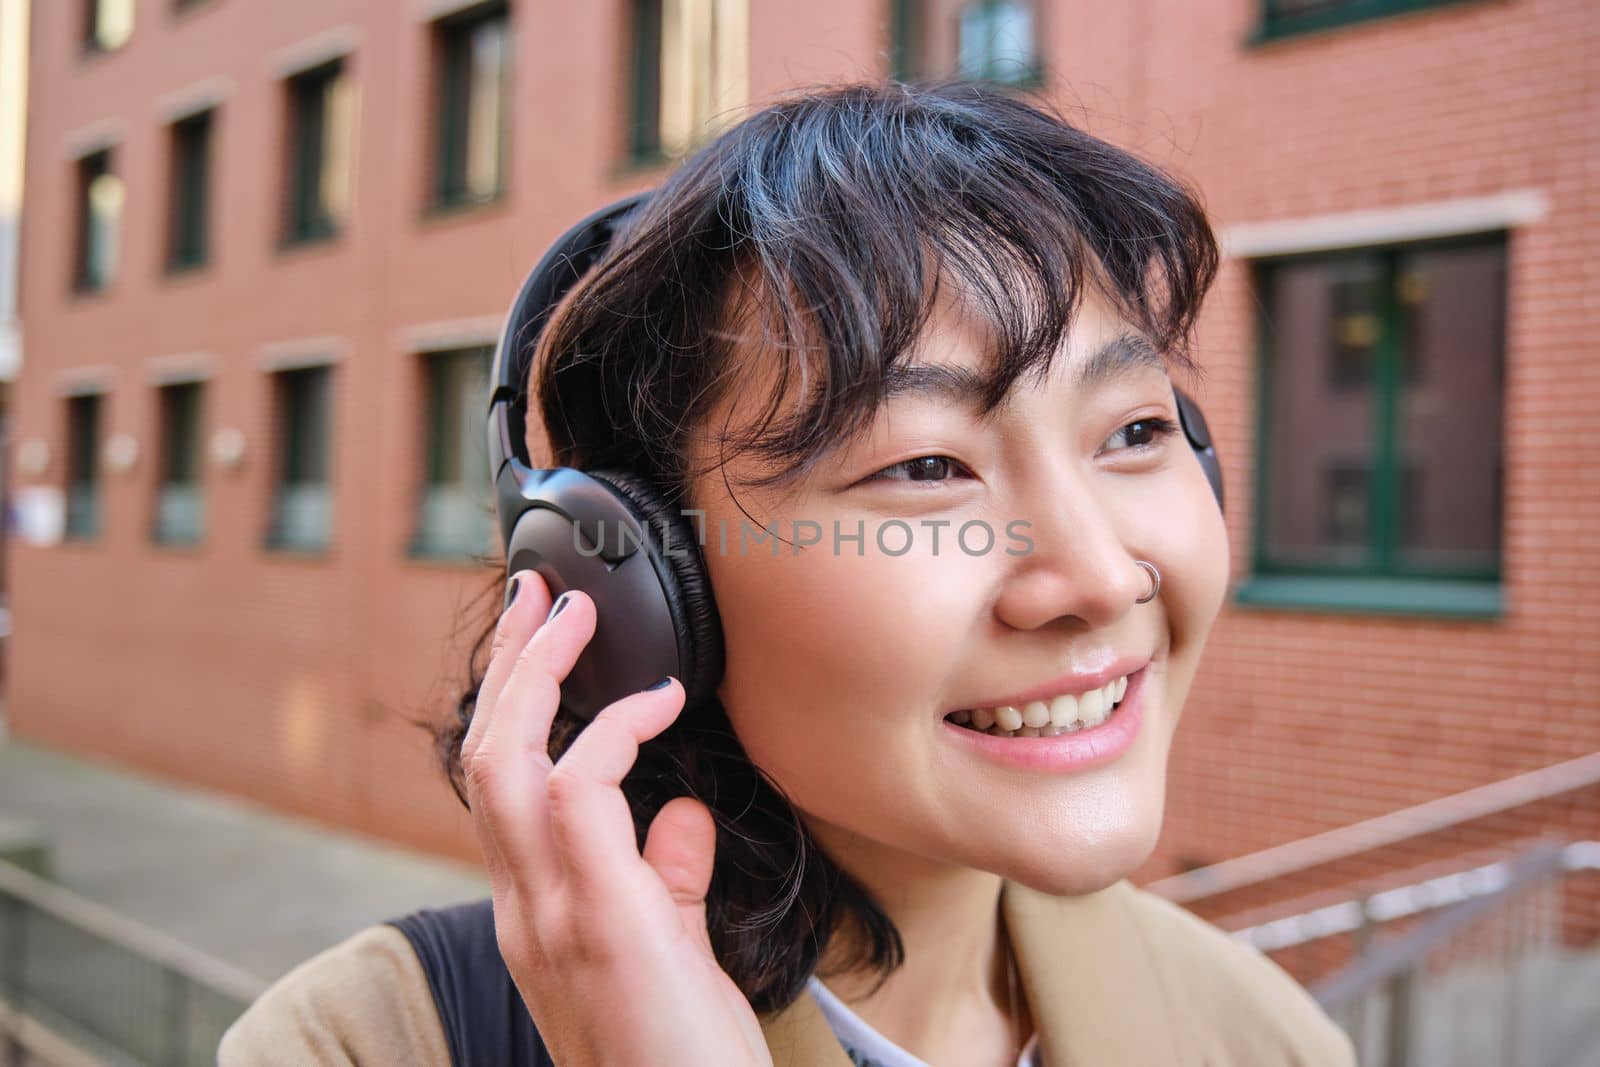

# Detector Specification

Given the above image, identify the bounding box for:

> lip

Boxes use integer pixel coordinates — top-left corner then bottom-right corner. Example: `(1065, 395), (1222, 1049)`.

(941, 664), (1150, 773)
(950, 656), (1152, 714)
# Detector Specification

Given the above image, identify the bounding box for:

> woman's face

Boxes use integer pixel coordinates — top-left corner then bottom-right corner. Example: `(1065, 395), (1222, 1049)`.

(683, 281), (1231, 895)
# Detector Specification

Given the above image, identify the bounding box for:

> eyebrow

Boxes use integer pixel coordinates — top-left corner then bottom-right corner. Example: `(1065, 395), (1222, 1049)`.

(881, 331), (1168, 408)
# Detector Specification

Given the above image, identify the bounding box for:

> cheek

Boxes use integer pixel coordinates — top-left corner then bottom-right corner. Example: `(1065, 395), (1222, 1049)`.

(703, 526), (989, 798)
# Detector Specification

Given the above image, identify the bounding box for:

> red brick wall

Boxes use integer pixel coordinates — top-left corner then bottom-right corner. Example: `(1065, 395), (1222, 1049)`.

(10, 0), (1597, 891)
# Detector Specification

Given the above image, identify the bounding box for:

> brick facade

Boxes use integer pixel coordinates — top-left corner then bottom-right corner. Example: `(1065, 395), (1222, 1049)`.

(11, 0), (1597, 896)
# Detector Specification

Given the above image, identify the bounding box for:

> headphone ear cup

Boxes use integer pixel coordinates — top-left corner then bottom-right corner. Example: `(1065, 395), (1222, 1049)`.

(585, 468), (725, 709)
(1172, 386), (1225, 515)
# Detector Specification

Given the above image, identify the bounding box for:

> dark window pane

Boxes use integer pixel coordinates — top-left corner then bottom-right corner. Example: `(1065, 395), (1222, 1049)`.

(168, 110), (213, 270)
(1260, 255), (1378, 570)
(65, 394), (103, 539)
(1327, 258), (1380, 390)
(1392, 240), (1506, 574)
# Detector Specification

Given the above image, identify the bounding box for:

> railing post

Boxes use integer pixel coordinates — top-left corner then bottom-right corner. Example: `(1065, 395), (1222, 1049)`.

(2, 892), (25, 1067)
(1384, 966), (1415, 1067)
(165, 964), (192, 1067)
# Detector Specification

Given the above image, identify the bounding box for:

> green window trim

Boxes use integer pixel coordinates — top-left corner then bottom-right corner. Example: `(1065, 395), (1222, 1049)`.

(166, 109), (213, 273)
(1248, 0), (1486, 46)
(1232, 575), (1503, 620)
(1246, 232), (1508, 618)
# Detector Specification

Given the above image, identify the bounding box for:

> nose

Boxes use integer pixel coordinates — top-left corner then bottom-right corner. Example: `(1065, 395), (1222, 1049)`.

(991, 474), (1150, 633)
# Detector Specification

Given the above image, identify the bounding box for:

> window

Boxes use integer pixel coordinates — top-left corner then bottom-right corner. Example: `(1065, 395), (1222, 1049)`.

(267, 365), (333, 551)
(1251, 235), (1506, 591)
(892, 0), (1040, 86)
(412, 347), (495, 559)
(167, 109), (214, 272)
(629, 0), (747, 161)
(83, 0), (134, 53)
(1255, 0), (1480, 42)
(153, 381), (205, 544)
(64, 393), (104, 540)
(431, 2), (510, 210)
(74, 148), (122, 292)
(282, 59), (353, 245)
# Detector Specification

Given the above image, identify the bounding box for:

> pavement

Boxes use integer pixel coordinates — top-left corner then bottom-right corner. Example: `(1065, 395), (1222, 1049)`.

(0, 729), (490, 986)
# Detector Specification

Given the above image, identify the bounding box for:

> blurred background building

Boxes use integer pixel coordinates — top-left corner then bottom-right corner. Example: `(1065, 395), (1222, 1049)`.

(4, 0), (1598, 1063)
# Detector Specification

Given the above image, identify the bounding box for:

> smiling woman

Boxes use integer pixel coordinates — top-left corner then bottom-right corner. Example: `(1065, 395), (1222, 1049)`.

(219, 82), (1355, 1067)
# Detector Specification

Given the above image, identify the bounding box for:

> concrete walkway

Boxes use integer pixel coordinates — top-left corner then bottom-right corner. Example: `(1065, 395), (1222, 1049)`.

(0, 733), (489, 985)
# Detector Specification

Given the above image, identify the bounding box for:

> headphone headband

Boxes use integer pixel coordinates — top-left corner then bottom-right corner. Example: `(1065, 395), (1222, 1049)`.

(486, 191), (655, 547)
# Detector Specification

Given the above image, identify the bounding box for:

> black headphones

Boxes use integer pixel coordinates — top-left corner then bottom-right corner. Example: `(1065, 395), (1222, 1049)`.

(488, 191), (1225, 723)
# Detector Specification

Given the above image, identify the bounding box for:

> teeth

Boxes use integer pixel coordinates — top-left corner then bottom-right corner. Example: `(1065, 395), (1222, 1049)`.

(951, 672), (1134, 737)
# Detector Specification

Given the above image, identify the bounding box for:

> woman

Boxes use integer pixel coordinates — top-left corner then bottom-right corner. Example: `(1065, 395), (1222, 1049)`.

(220, 81), (1356, 1066)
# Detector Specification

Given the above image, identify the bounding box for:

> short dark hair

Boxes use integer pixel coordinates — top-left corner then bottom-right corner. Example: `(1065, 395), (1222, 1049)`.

(430, 80), (1219, 1017)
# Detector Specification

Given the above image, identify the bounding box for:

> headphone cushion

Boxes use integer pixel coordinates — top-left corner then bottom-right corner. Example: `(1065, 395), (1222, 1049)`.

(585, 468), (724, 707)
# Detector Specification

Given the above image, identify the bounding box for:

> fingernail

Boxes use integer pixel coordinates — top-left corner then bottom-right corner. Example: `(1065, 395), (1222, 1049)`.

(546, 591), (571, 624)
(503, 574), (523, 614)
(645, 677), (672, 691)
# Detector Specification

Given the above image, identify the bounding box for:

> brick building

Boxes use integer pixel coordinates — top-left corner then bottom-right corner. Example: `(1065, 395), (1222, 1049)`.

(10, 0), (1597, 905)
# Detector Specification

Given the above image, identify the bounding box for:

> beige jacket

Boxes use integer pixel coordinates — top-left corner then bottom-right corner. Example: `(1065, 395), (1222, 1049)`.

(219, 878), (1357, 1066)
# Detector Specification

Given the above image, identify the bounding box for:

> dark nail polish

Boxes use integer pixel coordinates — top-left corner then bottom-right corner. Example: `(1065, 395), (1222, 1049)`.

(503, 575), (522, 613)
(645, 677), (673, 691)
(546, 591), (571, 624)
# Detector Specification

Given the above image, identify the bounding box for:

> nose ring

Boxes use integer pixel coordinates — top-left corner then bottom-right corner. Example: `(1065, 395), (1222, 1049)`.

(1134, 560), (1161, 604)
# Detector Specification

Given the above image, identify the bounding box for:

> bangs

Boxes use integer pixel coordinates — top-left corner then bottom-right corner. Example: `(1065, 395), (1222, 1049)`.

(535, 81), (1218, 496)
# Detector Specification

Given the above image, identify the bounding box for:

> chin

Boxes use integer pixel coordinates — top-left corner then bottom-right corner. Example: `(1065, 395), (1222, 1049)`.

(998, 769), (1169, 898)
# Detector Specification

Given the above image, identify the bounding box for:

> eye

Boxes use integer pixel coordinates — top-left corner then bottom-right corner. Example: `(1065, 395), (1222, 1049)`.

(863, 454), (976, 485)
(1104, 416), (1181, 454)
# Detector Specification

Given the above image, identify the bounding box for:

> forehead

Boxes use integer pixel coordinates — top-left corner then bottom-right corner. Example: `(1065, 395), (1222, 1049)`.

(883, 283), (1170, 414)
(684, 272), (1171, 489)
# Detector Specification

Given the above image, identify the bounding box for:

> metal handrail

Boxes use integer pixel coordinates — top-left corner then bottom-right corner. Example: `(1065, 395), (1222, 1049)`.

(1309, 838), (1572, 1012)
(1227, 839), (1600, 953)
(1147, 750), (1600, 905)
(0, 859), (266, 1004)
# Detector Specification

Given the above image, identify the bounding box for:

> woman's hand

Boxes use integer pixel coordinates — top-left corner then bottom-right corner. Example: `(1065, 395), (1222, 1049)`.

(461, 569), (773, 1067)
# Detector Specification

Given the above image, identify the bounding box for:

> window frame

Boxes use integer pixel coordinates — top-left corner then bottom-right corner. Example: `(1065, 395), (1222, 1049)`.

(63, 391), (105, 542)
(889, 0), (1044, 89)
(1238, 231), (1509, 619)
(429, 0), (512, 214)
(73, 147), (119, 294)
(81, 0), (134, 56)
(1249, 0), (1484, 45)
(281, 58), (346, 248)
(409, 346), (496, 563)
(152, 380), (207, 546)
(264, 363), (335, 554)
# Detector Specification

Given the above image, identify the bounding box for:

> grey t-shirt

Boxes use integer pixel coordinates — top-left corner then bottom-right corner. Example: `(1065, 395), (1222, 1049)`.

(806, 975), (1043, 1067)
